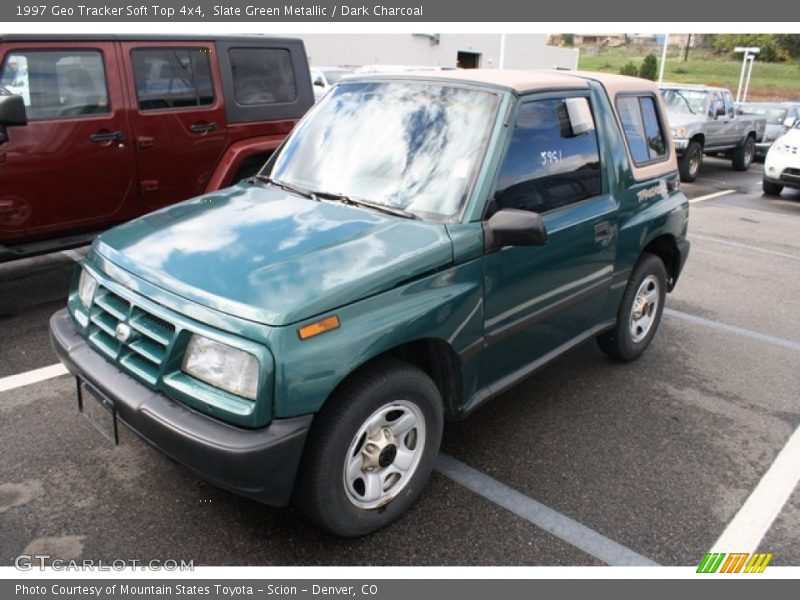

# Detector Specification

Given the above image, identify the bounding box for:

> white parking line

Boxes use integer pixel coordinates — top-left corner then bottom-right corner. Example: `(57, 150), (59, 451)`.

(436, 454), (658, 566)
(690, 234), (800, 261)
(710, 425), (800, 555)
(0, 363), (69, 393)
(664, 308), (800, 353)
(689, 189), (737, 204)
(61, 249), (84, 263)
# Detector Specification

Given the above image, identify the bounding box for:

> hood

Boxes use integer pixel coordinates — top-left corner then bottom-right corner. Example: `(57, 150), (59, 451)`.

(664, 111), (703, 130)
(94, 182), (453, 326)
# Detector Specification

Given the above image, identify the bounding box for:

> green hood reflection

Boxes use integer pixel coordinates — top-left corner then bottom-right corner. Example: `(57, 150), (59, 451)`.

(94, 182), (454, 326)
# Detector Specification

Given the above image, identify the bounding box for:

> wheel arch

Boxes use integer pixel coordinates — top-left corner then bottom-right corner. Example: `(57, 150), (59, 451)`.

(642, 233), (681, 291)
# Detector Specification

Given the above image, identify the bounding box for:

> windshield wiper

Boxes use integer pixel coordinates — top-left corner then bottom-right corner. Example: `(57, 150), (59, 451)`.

(314, 191), (420, 220)
(252, 175), (318, 201)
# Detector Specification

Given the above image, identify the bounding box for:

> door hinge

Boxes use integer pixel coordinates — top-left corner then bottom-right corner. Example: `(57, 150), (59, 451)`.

(140, 180), (159, 193)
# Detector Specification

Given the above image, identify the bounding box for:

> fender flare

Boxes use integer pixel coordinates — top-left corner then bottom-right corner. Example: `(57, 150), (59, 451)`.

(204, 136), (284, 192)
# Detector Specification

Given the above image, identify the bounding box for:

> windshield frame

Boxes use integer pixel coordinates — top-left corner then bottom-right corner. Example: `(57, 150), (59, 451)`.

(260, 76), (506, 224)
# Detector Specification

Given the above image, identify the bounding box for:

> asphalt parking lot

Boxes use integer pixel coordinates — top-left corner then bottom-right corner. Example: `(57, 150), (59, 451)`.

(1, 158), (799, 567)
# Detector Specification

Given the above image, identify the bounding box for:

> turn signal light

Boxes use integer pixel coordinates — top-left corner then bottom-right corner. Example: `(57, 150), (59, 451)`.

(298, 315), (340, 340)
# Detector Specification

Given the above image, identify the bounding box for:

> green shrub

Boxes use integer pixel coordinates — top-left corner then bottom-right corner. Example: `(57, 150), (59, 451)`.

(619, 62), (639, 77)
(639, 54), (658, 80)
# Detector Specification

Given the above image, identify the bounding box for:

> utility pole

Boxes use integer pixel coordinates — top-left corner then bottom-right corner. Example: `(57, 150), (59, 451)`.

(743, 54), (756, 102)
(683, 33), (692, 62)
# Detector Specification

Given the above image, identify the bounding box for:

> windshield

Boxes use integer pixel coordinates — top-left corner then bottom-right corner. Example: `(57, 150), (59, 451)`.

(661, 88), (709, 115)
(267, 81), (500, 221)
(323, 70), (352, 84)
(739, 104), (787, 125)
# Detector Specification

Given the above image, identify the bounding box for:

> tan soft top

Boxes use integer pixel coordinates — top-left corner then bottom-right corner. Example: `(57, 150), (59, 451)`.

(350, 68), (662, 96)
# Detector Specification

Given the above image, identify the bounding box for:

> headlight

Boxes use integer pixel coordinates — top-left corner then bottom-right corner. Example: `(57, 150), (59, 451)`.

(182, 335), (260, 400)
(671, 126), (688, 139)
(78, 269), (97, 309)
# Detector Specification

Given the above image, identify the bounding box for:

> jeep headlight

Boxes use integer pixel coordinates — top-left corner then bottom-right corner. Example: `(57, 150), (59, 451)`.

(182, 335), (260, 400)
(78, 269), (98, 309)
(671, 126), (688, 139)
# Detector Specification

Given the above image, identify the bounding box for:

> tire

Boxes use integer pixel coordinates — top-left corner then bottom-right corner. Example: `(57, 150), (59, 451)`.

(762, 180), (783, 196)
(732, 135), (755, 171)
(597, 254), (667, 362)
(294, 358), (444, 537)
(678, 140), (703, 182)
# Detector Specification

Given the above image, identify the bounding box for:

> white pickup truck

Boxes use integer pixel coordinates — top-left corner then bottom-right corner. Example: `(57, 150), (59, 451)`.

(660, 84), (767, 182)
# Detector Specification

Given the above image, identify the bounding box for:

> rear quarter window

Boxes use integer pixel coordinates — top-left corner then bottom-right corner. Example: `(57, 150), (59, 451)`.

(229, 47), (297, 105)
(617, 95), (668, 166)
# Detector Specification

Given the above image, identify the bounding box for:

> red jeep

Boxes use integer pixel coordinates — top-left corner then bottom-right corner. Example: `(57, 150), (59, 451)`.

(0, 35), (313, 261)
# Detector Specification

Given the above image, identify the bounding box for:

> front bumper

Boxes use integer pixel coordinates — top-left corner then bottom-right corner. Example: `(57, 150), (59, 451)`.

(673, 138), (689, 153)
(755, 141), (773, 159)
(50, 308), (312, 506)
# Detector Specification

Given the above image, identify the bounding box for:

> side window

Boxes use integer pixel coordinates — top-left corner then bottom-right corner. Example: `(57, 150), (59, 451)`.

(617, 95), (668, 165)
(724, 91), (735, 118)
(0, 50), (109, 120)
(131, 48), (214, 111)
(492, 97), (602, 215)
(229, 48), (297, 105)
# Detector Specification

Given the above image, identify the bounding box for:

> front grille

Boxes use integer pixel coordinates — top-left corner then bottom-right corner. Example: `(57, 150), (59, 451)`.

(87, 287), (176, 386)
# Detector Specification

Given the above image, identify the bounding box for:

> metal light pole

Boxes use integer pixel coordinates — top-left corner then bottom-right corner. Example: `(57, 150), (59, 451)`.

(743, 54), (756, 102)
(734, 46), (760, 102)
(658, 33), (669, 84)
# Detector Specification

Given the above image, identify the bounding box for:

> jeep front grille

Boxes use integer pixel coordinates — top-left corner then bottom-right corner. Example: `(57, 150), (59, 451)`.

(87, 287), (176, 386)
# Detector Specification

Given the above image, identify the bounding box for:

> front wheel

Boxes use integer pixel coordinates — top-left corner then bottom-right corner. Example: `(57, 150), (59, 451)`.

(679, 141), (703, 182)
(294, 358), (443, 537)
(597, 254), (667, 362)
(732, 136), (755, 171)
(762, 180), (783, 196)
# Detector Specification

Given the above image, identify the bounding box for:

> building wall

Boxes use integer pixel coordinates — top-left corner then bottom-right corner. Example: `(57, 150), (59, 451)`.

(299, 34), (579, 70)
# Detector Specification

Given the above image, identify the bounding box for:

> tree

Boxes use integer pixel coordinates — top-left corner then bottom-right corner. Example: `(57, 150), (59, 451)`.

(620, 62), (639, 77)
(561, 33), (575, 47)
(639, 54), (658, 80)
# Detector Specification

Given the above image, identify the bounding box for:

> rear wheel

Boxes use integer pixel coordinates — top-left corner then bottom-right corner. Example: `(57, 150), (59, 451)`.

(732, 136), (755, 171)
(597, 254), (667, 362)
(294, 359), (443, 537)
(679, 140), (703, 182)
(762, 180), (783, 196)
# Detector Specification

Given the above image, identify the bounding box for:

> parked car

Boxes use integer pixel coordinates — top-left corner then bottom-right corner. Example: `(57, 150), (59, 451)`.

(0, 35), (314, 262)
(737, 102), (800, 160)
(51, 69), (690, 536)
(763, 120), (800, 196)
(310, 66), (353, 101)
(660, 84), (766, 182)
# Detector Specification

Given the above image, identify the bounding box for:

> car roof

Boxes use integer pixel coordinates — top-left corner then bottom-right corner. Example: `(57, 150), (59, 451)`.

(344, 68), (658, 95)
(0, 34), (301, 43)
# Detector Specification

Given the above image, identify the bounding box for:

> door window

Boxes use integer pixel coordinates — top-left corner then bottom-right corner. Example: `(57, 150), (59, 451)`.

(0, 50), (109, 120)
(131, 48), (214, 110)
(229, 48), (297, 105)
(617, 95), (668, 165)
(491, 96), (602, 215)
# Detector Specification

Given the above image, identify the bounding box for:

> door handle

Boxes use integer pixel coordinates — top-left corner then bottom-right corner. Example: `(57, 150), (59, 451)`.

(90, 130), (125, 143)
(189, 122), (218, 133)
(594, 222), (612, 242)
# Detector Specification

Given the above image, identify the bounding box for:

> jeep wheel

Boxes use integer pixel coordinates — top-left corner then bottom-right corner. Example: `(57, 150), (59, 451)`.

(732, 136), (755, 171)
(679, 141), (703, 182)
(762, 180), (783, 196)
(597, 254), (667, 362)
(294, 358), (443, 537)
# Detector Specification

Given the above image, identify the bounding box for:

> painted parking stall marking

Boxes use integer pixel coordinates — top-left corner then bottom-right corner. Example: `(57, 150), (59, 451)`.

(0, 363), (68, 393)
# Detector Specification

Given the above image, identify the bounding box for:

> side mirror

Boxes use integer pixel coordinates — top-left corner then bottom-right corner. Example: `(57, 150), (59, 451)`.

(313, 77), (325, 87)
(0, 93), (27, 145)
(715, 105), (726, 117)
(784, 116), (797, 128)
(484, 208), (548, 252)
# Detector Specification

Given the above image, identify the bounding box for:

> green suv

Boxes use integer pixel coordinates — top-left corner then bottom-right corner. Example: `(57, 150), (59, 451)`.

(51, 69), (690, 536)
